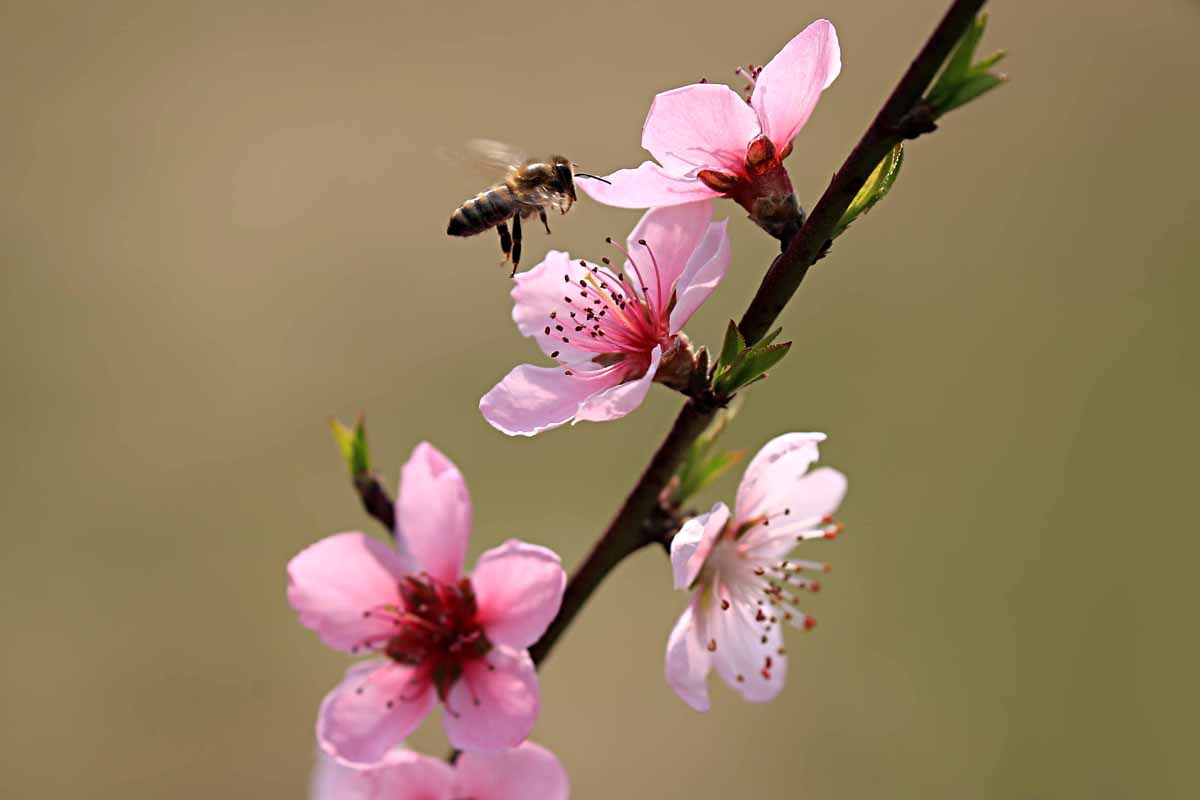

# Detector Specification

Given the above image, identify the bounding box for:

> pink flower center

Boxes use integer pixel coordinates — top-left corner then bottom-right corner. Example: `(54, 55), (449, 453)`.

(541, 240), (672, 371)
(359, 574), (491, 702)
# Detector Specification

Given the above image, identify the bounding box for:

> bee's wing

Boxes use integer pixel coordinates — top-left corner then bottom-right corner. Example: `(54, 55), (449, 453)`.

(437, 139), (529, 181)
(465, 139), (528, 173)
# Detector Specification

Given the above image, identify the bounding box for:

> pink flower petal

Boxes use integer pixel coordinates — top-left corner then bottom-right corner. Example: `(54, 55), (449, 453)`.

(287, 531), (410, 653)
(442, 646), (539, 752)
(576, 162), (718, 209)
(368, 751), (457, 800)
(664, 599), (713, 712)
(317, 661), (436, 766)
(311, 748), (454, 800)
(310, 749), (378, 800)
(751, 19), (842, 151)
(668, 218), (731, 333)
(706, 583), (787, 703)
(670, 502), (729, 591)
(455, 743), (569, 800)
(573, 345), (662, 424)
(624, 202), (712, 318)
(480, 360), (628, 436)
(735, 432), (827, 522)
(739, 467), (847, 563)
(395, 443), (472, 583)
(511, 251), (603, 364)
(472, 540), (566, 650)
(641, 83), (762, 174)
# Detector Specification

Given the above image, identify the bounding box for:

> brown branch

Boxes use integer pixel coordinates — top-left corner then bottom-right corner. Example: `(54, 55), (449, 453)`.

(354, 473), (395, 533)
(529, 401), (717, 665)
(528, 0), (991, 669)
(351, 0), (989, 683)
(738, 0), (988, 345)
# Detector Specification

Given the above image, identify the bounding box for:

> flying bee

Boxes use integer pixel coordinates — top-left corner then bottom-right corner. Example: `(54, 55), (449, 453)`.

(446, 139), (608, 276)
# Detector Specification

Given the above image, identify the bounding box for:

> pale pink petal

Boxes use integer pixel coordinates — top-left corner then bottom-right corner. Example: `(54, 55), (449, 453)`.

(576, 162), (718, 209)
(369, 751), (456, 800)
(480, 361), (628, 436)
(751, 20), (842, 151)
(707, 583), (788, 703)
(310, 749), (376, 800)
(442, 647), (539, 752)
(739, 467), (848, 563)
(511, 251), (602, 363)
(311, 748), (453, 800)
(287, 531), (410, 653)
(472, 540), (566, 650)
(670, 502), (729, 591)
(395, 443), (472, 583)
(668, 218), (731, 333)
(573, 346), (662, 424)
(664, 599), (713, 712)
(624, 202), (712, 316)
(455, 743), (569, 800)
(317, 661), (436, 766)
(735, 432), (827, 522)
(641, 83), (761, 174)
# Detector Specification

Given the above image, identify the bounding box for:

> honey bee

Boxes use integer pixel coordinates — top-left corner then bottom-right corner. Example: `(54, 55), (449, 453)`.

(446, 140), (608, 276)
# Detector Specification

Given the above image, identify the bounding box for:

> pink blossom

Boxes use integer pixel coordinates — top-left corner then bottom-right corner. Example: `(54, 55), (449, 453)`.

(287, 442), (567, 762)
(311, 741), (569, 800)
(480, 201), (729, 436)
(665, 433), (847, 711)
(579, 20), (841, 240)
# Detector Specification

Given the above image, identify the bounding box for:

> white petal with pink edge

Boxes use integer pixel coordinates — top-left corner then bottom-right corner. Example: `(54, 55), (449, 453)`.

(670, 502), (729, 591)
(706, 582), (788, 703)
(751, 19), (842, 152)
(442, 646), (540, 753)
(287, 531), (410, 653)
(735, 432), (827, 522)
(739, 467), (848, 564)
(664, 599), (714, 712)
(472, 539), (566, 650)
(455, 742), (570, 800)
(317, 660), (436, 767)
(576, 162), (718, 209)
(395, 442), (473, 584)
(641, 83), (762, 174)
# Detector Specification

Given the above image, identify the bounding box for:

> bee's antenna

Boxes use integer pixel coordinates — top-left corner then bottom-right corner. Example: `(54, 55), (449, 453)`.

(574, 172), (612, 184)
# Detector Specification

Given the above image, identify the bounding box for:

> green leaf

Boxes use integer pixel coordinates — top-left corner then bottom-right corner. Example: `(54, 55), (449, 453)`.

(942, 72), (1006, 114)
(714, 340), (793, 396)
(715, 319), (745, 376)
(927, 13), (1007, 118)
(832, 143), (904, 240)
(329, 415), (370, 477)
(671, 398), (745, 505)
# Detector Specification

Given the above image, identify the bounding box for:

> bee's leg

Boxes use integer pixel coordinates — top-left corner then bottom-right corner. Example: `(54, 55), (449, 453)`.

(496, 221), (512, 266)
(510, 213), (523, 277)
(539, 209), (552, 234)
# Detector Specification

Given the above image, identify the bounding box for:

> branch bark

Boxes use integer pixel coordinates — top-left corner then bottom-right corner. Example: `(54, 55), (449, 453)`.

(354, 0), (990, 677)
(738, 0), (988, 345)
(528, 0), (990, 668)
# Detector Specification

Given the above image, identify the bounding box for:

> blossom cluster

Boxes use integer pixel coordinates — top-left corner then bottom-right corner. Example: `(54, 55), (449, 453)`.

(288, 19), (846, 797)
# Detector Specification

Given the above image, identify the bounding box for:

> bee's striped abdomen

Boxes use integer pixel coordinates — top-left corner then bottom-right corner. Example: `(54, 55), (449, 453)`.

(447, 185), (516, 237)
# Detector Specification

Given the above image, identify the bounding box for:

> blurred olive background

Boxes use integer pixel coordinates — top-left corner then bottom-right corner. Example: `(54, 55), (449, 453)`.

(3, 0), (1197, 797)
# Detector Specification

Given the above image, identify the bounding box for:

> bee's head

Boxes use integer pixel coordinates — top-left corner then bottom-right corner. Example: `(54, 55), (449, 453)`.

(550, 155), (576, 203)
